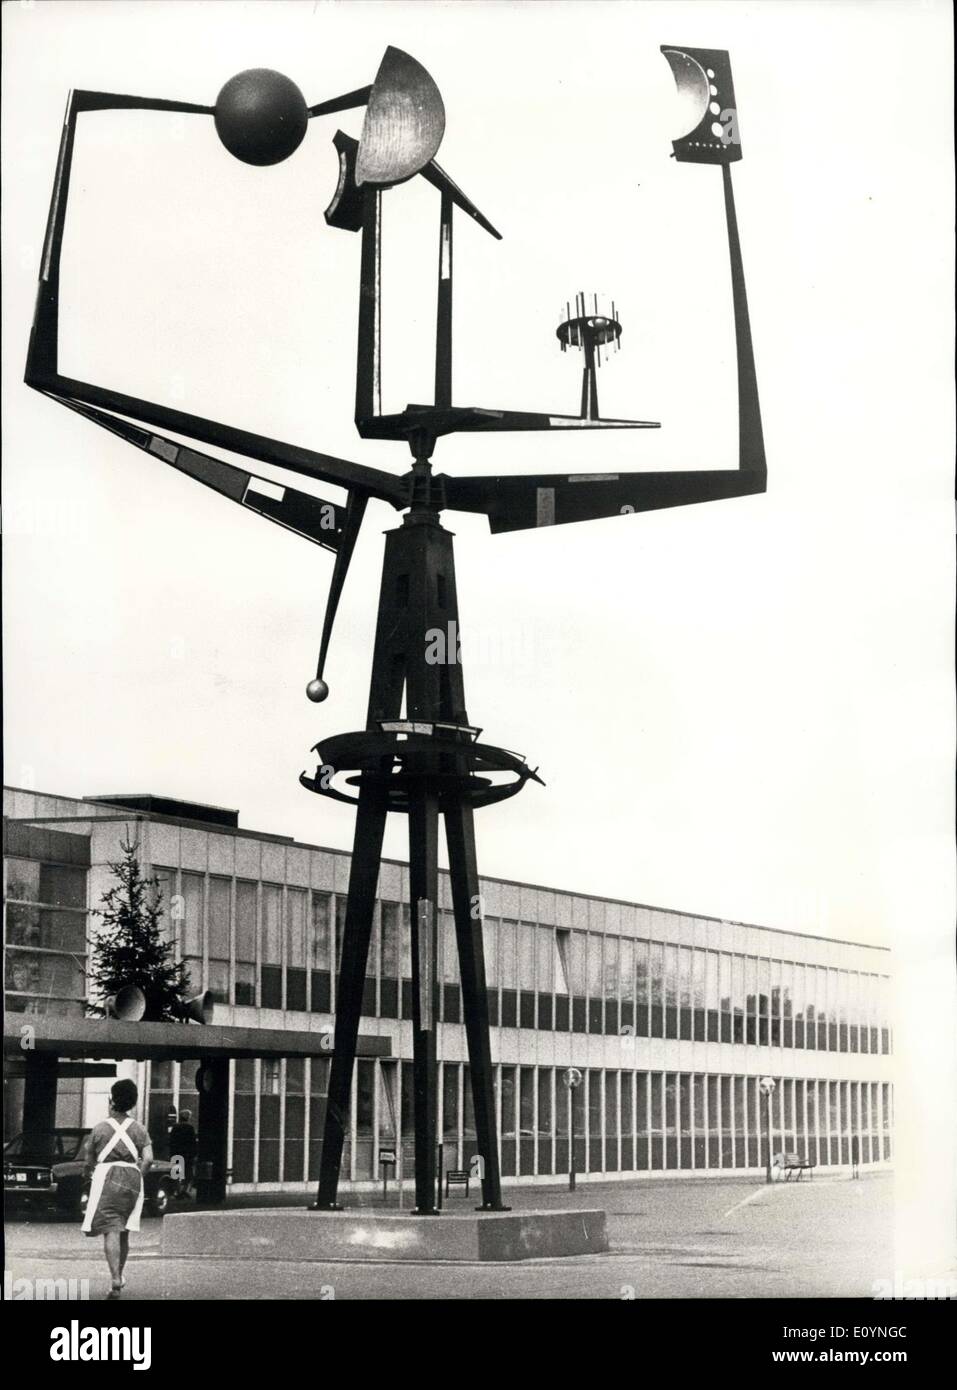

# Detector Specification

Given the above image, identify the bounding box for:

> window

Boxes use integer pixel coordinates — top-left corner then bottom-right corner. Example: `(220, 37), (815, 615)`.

(151, 868), (174, 943)
(732, 955), (746, 1042)
(180, 872), (204, 962)
(261, 884), (282, 1010)
(286, 888), (308, 1011)
(677, 947), (692, 1040)
(649, 942), (664, 1038)
(500, 920), (517, 1026)
(536, 926), (555, 1030)
(770, 959), (782, 1046)
(744, 956), (758, 1044)
(663, 945), (678, 1039)
(379, 901), (399, 1019)
(5, 903), (86, 953)
(236, 881), (257, 962)
(483, 917), (499, 987)
(309, 891), (332, 1012)
(208, 877), (230, 960)
(587, 934), (604, 1034)
(635, 940), (650, 1035)
(705, 950), (720, 1041)
(619, 937), (635, 1033)
(5, 859), (87, 909)
(692, 949), (707, 1041)
(757, 958), (770, 1044)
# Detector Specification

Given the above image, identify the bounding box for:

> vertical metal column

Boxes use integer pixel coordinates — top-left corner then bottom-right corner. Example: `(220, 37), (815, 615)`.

(355, 189), (382, 424)
(435, 190), (453, 409)
(445, 797), (508, 1210)
(314, 787), (388, 1209)
(408, 789), (440, 1213)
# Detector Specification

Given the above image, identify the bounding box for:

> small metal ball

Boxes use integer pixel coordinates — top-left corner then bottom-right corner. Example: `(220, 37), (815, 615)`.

(306, 678), (329, 703)
(214, 69), (308, 166)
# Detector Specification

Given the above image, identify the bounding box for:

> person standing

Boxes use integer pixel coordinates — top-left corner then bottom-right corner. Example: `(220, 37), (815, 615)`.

(79, 1078), (153, 1300)
(167, 1108), (197, 1197)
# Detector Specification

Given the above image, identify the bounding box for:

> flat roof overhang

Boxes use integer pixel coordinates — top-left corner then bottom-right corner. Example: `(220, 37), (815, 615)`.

(3, 1016), (390, 1063)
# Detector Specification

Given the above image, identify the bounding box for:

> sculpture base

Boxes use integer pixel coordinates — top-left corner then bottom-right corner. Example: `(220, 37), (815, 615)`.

(162, 1207), (608, 1263)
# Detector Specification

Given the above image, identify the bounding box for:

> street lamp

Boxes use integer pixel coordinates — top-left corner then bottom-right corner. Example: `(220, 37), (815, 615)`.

(759, 1076), (776, 1184)
(562, 1068), (583, 1192)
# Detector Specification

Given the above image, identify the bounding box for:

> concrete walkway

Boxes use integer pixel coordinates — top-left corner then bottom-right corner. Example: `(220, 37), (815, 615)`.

(5, 1172), (894, 1300)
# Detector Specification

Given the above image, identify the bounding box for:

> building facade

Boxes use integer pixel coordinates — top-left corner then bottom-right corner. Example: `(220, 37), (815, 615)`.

(3, 785), (893, 1191)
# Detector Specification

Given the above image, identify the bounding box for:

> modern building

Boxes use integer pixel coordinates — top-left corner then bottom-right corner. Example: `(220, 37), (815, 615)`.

(3, 784), (893, 1193)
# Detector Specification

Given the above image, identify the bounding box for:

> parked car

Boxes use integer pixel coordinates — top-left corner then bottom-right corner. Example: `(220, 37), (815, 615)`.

(3, 1128), (174, 1218)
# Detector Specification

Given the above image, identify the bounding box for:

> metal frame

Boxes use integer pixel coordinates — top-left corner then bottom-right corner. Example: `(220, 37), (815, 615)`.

(25, 43), (767, 1216)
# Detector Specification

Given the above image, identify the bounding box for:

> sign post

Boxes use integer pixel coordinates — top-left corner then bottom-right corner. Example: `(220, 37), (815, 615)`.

(379, 1148), (397, 1204)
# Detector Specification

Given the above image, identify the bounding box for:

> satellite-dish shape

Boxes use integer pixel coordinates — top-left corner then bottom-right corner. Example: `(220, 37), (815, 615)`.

(355, 46), (445, 188)
(661, 47), (710, 138)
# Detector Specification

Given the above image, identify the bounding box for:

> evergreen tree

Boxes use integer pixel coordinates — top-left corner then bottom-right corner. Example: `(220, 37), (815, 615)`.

(87, 838), (192, 1021)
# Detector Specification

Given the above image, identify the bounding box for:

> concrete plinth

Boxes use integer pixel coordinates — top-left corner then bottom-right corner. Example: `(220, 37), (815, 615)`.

(162, 1207), (608, 1262)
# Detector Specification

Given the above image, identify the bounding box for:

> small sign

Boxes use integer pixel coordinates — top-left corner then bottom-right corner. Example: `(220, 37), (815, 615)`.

(379, 1149), (397, 1166)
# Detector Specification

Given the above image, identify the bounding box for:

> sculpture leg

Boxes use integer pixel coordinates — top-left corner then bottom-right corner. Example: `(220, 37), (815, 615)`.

(314, 784), (388, 1210)
(408, 785), (440, 1214)
(444, 795), (508, 1211)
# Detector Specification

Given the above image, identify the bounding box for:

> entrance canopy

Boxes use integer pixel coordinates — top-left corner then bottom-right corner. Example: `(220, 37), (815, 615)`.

(3, 1015), (390, 1062)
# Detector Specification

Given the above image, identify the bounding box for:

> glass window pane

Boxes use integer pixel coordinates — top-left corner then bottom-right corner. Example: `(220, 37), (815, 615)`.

(483, 917), (498, 987)
(236, 880), (257, 963)
(286, 887), (307, 969)
(262, 885), (282, 965)
(587, 934), (603, 997)
(441, 912), (459, 983)
(500, 920), (517, 989)
(568, 932), (585, 994)
(381, 902), (399, 979)
(536, 927), (554, 993)
(5, 858), (40, 901)
(208, 877), (230, 961)
(39, 864), (87, 908)
(518, 923), (535, 989)
(181, 872), (204, 960)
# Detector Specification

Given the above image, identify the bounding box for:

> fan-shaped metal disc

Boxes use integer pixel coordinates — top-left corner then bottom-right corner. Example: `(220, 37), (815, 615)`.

(355, 46), (445, 188)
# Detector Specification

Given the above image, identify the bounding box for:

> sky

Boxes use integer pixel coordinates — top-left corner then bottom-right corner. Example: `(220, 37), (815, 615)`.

(2, 0), (953, 958)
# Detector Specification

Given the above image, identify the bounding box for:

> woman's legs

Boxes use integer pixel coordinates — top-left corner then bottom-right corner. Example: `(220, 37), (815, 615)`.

(103, 1231), (123, 1286)
(119, 1231), (130, 1278)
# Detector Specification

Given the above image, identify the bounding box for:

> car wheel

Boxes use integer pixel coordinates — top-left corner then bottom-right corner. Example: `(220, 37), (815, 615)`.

(147, 1182), (170, 1218)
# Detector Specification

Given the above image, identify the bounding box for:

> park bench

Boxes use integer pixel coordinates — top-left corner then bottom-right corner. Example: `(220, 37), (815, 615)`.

(445, 1169), (470, 1196)
(774, 1151), (815, 1181)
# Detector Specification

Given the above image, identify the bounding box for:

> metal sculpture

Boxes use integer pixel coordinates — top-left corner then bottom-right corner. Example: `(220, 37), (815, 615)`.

(25, 43), (765, 1215)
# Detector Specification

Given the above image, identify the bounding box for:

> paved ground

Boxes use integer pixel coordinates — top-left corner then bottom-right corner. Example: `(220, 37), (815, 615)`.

(5, 1173), (894, 1300)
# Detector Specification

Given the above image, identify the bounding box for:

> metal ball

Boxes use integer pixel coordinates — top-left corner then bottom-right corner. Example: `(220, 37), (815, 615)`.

(214, 69), (308, 166)
(306, 678), (329, 703)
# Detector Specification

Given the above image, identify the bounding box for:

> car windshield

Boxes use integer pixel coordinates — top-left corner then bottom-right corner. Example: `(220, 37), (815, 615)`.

(4, 1130), (88, 1163)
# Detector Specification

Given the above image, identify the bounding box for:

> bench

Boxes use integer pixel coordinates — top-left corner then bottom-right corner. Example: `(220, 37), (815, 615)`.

(445, 1169), (470, 1196)
(774, 1151), (815, 1181)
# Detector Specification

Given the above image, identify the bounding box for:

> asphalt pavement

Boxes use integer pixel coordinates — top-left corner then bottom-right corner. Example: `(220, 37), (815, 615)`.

(4, 1172), (895, 1300)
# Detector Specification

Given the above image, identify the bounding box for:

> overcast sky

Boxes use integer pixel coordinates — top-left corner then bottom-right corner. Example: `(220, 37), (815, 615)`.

(2, 0), (953, 955)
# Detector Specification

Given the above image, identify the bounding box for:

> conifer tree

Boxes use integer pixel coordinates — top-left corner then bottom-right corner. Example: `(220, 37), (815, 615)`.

(87, 838), (191, 1022)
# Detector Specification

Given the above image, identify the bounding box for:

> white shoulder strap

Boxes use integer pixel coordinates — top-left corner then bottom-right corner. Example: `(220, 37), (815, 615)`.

(100, 1116), (139, 1161)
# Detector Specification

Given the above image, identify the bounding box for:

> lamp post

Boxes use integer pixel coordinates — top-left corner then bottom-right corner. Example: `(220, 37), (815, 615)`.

(563, 1068), (582, 1192)
(759, 1076), (776, 1184)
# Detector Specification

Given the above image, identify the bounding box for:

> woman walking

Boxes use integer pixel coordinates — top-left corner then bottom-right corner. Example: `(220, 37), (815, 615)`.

(80, 1078), (153, 1299)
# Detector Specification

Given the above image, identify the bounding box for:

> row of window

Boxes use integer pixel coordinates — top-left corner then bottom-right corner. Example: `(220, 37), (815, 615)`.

(152, 870), (892, 1054)
(4, 857), (90, 1010)
(147, 1057), (892, 1186)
